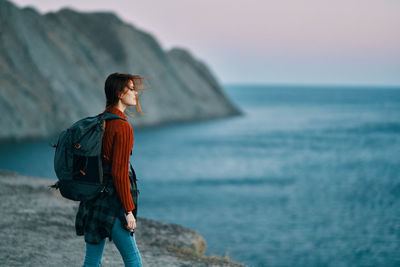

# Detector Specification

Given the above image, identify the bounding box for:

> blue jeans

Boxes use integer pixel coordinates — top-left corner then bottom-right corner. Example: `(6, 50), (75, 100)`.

(83, 217), (142, 267)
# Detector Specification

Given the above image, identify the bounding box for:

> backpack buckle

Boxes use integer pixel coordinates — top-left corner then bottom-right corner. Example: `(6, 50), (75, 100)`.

(100, 186), (109, 194)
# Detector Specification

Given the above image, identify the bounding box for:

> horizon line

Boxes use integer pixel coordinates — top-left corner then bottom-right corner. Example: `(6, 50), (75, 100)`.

(222, 82), (400, 88)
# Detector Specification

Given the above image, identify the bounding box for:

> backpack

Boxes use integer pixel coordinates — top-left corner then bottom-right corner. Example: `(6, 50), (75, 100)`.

(51, 112), (136, 202)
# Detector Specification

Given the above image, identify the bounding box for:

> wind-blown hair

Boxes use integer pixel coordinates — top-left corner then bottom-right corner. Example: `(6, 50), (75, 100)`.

(104, 72), (149, 116)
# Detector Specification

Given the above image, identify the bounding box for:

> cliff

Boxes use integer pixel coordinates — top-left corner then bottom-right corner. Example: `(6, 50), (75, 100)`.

(0, 0), (241, 141)
(0, 170), (246, 266)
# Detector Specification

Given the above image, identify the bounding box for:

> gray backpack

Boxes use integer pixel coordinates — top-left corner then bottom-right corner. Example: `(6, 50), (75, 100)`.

(51, 112), (126, 201)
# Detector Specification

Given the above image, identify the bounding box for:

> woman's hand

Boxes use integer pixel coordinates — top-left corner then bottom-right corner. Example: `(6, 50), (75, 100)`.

(125, 211), (136, 230)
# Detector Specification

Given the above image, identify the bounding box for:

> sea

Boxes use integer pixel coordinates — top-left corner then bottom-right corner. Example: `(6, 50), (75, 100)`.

(1, 84), (400, 267)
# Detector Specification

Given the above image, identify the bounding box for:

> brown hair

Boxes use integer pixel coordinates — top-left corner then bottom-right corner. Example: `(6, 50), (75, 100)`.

(103, 72), (149, 116)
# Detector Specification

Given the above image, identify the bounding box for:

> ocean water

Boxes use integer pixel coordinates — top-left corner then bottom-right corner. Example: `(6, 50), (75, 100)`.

(1, 84), (400, 266)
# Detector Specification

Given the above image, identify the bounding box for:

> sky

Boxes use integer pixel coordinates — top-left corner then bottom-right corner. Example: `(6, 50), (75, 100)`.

(10, 0), (400, 86)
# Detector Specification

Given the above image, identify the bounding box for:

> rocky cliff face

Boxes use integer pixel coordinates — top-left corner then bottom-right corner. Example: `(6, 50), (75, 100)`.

(0, 0), (241, 141)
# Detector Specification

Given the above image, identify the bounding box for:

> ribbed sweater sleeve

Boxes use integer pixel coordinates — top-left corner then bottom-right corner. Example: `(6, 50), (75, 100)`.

(111, 121), (135, 212)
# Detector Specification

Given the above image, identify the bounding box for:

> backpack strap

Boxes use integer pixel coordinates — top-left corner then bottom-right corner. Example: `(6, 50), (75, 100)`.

(100, 112), (127, 130)
(129, 162), (138, 182)
(101, 112), (127, 121)
(129, 162), (134, 176)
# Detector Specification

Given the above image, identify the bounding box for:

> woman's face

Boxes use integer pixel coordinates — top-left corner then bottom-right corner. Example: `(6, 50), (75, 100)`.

(120, 80), (138, 106)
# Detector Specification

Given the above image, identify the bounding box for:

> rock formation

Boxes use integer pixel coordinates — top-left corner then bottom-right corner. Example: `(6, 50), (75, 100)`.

(0, 0), (241, 141)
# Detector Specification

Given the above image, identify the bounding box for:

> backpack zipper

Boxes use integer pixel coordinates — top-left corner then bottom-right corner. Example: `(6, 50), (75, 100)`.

(100, 159), (104, 184)
(100, 119), (107, 185)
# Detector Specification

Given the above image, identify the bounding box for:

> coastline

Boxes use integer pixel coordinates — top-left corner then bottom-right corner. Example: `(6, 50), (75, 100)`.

(0, 169), (245, 266)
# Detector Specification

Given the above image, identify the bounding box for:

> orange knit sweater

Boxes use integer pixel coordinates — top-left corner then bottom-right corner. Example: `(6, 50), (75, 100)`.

(101, 107), (135, 212)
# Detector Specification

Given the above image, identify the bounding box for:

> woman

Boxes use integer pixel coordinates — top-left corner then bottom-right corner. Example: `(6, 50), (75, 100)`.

(75, 72), (147, 267)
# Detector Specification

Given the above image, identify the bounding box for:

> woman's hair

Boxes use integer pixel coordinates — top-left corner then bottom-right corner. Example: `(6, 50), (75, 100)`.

(104, 72), (149, 116)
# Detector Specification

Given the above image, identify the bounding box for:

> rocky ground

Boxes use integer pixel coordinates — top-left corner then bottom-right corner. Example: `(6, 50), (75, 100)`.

(0, 170), (246, 267)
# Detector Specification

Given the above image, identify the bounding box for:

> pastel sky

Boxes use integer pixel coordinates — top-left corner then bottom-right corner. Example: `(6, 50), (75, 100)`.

(11, 0), (400, 86)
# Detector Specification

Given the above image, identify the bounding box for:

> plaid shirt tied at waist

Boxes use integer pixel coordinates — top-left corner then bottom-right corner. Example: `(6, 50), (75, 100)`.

(75, 163), (134, 244)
